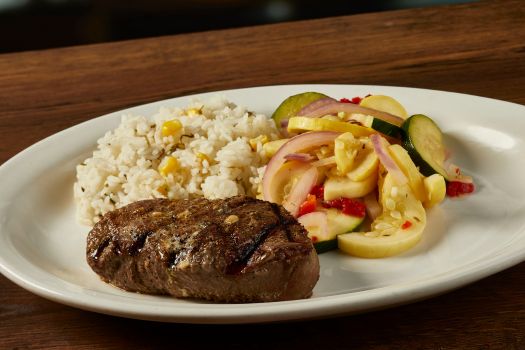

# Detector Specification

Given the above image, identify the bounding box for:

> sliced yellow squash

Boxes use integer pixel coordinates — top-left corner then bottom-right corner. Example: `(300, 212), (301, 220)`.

(334, 132), (361, 174)
(287, 116), (374, 137)
(388, 144), (426, 202)
(323, 171), (378, 201)
(359, 95), (408, 119)
(423, 174), (446, 208)
(338, 172), (426, 258)
(346, 142), (379, 181)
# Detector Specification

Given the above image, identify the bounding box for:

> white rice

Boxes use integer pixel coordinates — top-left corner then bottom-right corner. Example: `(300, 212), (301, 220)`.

(74, 96), (279, 226)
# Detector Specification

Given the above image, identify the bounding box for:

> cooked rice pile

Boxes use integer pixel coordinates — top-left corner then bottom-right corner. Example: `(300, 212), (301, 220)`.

(74, 96), (279, 225)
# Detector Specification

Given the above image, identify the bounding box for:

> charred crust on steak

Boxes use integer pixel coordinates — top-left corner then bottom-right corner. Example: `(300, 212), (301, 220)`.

(86, 196), (320, 302)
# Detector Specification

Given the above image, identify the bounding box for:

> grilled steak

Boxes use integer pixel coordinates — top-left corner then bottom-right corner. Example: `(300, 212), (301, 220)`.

(86, 196), (319, 302)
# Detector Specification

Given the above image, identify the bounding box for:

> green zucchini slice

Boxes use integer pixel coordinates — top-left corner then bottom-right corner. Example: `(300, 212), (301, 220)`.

(271, 92), (329, 129)
(401, 114), (450, 179)
(371, 118), (403, 138)
(308, 208), (364, 254)
(350, 114), (403, 139)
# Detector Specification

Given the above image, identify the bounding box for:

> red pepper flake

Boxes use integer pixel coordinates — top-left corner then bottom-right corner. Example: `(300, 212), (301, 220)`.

(446, 181), (475, 197)
(310, 235), (318, 243)
(340, 96), (364, 104)
(322, 197), (366, 218)
(310, 185), (324, 199)
(341, 198), (366, 217)
(351, 96), (363, 104)
(298, 194), (317, 217)
(324, 198), (342, 209)
(401, 220), (412, 229)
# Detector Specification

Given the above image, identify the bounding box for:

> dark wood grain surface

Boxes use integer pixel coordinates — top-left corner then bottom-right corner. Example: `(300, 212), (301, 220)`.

(1, 0), (524, 348)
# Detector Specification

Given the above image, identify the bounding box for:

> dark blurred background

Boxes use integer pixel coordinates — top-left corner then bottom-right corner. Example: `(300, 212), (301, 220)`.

(0, 0), (477, 54)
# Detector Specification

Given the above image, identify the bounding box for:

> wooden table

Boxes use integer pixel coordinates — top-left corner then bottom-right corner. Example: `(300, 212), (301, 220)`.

(1, 0), (524, 348)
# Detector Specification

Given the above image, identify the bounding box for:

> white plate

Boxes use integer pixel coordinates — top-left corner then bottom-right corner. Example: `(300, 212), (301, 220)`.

(1, 85), (525, 324)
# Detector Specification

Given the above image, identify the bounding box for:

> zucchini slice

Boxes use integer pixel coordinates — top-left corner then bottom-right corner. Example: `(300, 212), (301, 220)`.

(300, 208), (364, 254)
(349, 114), (403, 139)
(371, 118), (403, 138)
(271, 92), (329, 130)
(401, 114), (449, 179)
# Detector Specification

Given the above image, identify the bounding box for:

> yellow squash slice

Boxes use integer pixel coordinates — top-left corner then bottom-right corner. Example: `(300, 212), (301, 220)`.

(338, 172), (426, 258)
(359, 95), (408, 119)
(287, 116), (374, 137)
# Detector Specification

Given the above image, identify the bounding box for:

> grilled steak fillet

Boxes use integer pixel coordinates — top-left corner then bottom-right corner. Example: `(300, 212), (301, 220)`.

(86, 196), (319, 302)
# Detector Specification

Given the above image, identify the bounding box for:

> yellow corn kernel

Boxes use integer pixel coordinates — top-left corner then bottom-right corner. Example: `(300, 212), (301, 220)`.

(196, 152), (210, 163)
(157, 184), (168, 195)
(249, 135), (269, 151)
(161, 119), (183, 137)
(158, 156), (179, 176)
(186, 107), (202, 116)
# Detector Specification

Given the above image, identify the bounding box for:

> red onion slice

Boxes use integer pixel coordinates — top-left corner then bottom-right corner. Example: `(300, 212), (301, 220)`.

(370, 133), (408, 186)
(283, 166), (319, 217)
(284, 153), (316, 162)
(364, 192), (381, 220)
(297, 211), (328, 238)
(266, 161), (311, 205)
(263, 131), (340, 203)
(300, 101), (404, 127)
(297, 97), (337, 116)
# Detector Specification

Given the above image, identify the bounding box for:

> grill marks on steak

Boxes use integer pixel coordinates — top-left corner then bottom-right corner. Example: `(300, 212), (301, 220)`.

(128, 230), (154, 256)
(86, 196), (320, 302)
(226, 202), (303, 275)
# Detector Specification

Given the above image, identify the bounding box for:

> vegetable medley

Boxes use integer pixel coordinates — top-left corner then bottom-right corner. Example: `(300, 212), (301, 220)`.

(258, 92), (474, 258)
